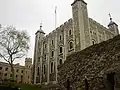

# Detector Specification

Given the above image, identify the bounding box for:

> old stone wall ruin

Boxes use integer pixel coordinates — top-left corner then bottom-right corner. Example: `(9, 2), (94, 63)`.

(58, 35), (120, 90)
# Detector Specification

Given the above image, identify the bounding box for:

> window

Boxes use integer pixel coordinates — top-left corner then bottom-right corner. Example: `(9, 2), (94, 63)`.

(10, 74), (12, 77)
(16, 75), (18, 78)
(52, 51), (54, 57)
(0, 67), (2, 70)
(4, 73), (7, 76)
(59, 59), (62, 65)
(16, 69), (19, 72)
(60, 47), (62, 53)
(69, 30), (72, 36)
(90, 31), (92, 33)
(21, 70), (23, 73)
(28, 76), (29, 79)
(21, 75), (23, 78)
(52, 40), (54, 45)
(70, 42), (73, 49)
(50, 62), (54, 73)
(44, 44), (47, 48)
(21, 75), (23, 82)
(37, 67), (39, 75)
(45, 55), (46, 59)
(38, 57), (40, 62)
(60, 35), (62, 40)
(43, 65), (46, 74)
(5, 68), (8, 71)
(92, 39), (95, 45)
(92, 41), (95, 45)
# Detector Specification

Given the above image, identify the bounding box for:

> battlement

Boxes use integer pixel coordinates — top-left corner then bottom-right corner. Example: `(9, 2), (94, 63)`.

(89, 18), (108, 30)
(43, 18), (73, 39)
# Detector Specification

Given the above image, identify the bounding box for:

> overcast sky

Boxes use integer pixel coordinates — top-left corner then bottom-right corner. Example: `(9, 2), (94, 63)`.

(0, 0), (120, 65)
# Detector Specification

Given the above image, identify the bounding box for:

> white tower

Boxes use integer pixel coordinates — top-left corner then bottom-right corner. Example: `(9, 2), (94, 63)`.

(33, 24), (45, 84)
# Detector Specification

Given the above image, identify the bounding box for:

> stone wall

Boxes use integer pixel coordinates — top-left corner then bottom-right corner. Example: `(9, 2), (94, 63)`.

(58, 35), (120, 90)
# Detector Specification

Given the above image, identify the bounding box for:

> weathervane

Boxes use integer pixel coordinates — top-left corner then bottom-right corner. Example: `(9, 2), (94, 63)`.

(40, 21), (42, 29)
(109, 13), (112, 21)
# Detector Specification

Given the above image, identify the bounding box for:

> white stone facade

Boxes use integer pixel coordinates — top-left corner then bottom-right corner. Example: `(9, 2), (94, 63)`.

(33, 0), (119, 84)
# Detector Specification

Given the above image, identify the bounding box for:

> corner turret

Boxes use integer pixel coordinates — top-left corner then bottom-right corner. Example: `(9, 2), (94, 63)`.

(108, 14), (119, 36)
(33, 23), (45, 84)
(71, 0), (91, 51)
(25, 58), (32, 69)
(36, 24), (45, 35)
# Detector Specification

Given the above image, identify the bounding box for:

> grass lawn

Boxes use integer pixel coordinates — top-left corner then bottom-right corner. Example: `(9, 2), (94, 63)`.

(15, 83), (42, 90)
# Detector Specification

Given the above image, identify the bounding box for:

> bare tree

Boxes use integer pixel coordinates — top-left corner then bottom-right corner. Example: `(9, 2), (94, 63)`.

(0, 26), (30, 81)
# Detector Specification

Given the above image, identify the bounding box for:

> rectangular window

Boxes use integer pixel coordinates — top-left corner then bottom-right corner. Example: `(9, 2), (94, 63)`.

(0, 67), (2, 70)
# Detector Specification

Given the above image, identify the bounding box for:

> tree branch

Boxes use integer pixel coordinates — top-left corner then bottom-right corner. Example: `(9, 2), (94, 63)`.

(0, 53), (10, 64)
(12, 54), (25, 62)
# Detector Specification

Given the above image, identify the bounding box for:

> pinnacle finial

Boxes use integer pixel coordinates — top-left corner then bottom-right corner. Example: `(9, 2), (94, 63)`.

(109, 13), (112, 21)
(40, 22), (42, 29)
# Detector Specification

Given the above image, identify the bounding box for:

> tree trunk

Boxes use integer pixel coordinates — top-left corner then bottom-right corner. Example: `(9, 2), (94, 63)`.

(10, 64), (15, 82)
(10, 56), (15, 82)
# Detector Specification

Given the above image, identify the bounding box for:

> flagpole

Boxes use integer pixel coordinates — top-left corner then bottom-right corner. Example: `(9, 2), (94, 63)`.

(55, 6), (58, 83)
(55, 6), (57, 30)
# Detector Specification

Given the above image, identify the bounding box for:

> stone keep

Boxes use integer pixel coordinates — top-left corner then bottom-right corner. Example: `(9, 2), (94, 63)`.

(32, 0), (119, 84)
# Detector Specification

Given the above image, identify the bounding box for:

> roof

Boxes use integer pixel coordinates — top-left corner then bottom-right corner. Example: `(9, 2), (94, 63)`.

(108, 20), (118, 27)
(0, 61), (25, 68)
(36, 26), (45, 34)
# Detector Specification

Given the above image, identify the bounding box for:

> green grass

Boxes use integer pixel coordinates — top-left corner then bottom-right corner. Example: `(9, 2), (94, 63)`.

(15, 84), (42, 90)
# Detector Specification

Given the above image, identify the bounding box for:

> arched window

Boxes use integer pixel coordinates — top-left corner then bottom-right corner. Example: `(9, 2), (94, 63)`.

(92, 39), (96, 45)
(60, 47), (62, 53)
(60, 35), (62, 40)
(51, 62), (54, 73)
(69, 30), (72, 36)
(59, 59), (62, 65)
(52, 51), (54, 57)
(70, 42), (73, 49)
